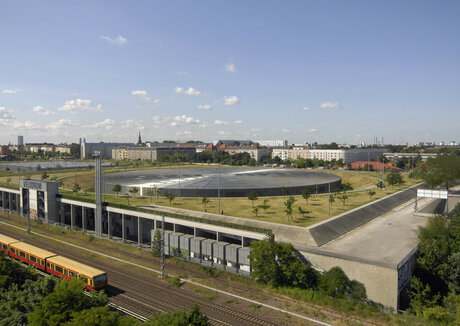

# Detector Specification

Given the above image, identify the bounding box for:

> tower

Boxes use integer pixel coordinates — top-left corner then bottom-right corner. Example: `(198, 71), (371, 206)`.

(137, 132), (142, 145)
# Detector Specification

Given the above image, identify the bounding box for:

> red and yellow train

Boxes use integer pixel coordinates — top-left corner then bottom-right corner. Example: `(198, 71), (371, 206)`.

(0, 233), (107, 290)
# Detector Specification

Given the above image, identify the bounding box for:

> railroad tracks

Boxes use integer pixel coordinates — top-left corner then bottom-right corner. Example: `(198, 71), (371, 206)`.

(0, 217), (384, 326)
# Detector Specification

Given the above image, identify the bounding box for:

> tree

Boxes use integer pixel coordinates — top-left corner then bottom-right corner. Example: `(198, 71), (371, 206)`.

(319, 267), (350, 298)
(409, 276), (440, 316)
(164, 190), (176, 205)
(258, 199), (271, 214)
(252, 206), (259, 217)
(329, 193), (335, 208)
(6, 177), (11, 186)
(72, 183), (81, 195)
(301, 187), (311, 207)
(202, 197), (210, 211)
(342, 182), (353, 191)
(129, 186), (139, 197)
(298, 206), (310, 218)
(248, 236), (318, 289)
(27, 279), (104, 325)
(386, 170), (405, 187)
(284, 196), (296, 220)
(248, 192), (258, 208)
(112, 184), (122, 196)
(419, 155), (460, 190)
(151, 229), (162, 257)
(336, 191), (349, 206)
(41, 171), (49, 180)
(144, 304), (208, 326)
(367, 189), (376, 199)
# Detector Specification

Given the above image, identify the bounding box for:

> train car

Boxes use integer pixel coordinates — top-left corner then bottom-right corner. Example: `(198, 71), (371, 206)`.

(8, 241), (57, 271)
(47, 255), (108, 290)
(0, 234), (20, 254)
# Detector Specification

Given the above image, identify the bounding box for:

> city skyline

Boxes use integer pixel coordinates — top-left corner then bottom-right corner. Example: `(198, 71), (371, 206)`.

(1, 1), (459, 145)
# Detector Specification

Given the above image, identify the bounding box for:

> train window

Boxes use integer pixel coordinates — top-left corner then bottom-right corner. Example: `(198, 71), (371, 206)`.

(41, 260), (44, 266)
(19, 251), (25, 258)
(10, 248), (15, 254)
(55, 266), (63, 274)
(93, 274), (107, 287)
(2, 244), (6, 250)
(69, 271), (77, 278)
(30, 256), (36, 263)
(46, 262), (50, 268)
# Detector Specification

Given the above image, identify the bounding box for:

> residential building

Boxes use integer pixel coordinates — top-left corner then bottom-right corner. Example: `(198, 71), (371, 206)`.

(256, 140), (288, 147)
(271, 147), (290, 161)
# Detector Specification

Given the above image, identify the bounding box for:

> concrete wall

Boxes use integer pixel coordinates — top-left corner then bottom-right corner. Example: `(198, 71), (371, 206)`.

(300, 250), (399, 310)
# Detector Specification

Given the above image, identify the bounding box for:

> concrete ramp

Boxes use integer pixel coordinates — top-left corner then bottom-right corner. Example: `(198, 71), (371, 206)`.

(308, 184), (424, 246)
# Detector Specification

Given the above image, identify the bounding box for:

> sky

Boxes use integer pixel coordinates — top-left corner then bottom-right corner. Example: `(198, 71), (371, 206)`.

(1, 1), (459, 146)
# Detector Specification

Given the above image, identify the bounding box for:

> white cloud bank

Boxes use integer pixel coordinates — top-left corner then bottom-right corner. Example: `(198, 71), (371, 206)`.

(175, 87), (201, 96)
(198, 104), (211, 110)
(225, 63), (236, 73)
(224, 96), (240, 106)
(33, 106), (55, 116)
(131, 90), (159, 105)
(2, 89), (19, 94)
(58, 99), (103, 113)
(214, 120), (228, 126)
(320, 101), (341, 109)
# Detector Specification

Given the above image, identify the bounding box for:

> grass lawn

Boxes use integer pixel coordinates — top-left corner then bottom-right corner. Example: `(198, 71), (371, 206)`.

(0, 163), (421, 227)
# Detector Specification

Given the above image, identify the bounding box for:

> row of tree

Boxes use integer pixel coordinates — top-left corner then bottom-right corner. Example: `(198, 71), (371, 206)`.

(407, 204), (460, 323)
(248, 236), (367, 301)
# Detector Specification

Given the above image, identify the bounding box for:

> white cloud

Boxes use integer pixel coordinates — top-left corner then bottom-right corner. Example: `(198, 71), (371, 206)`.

(234, 120), (243, 124)
(152, 115), (162, 124)
(177, 71), (188, 75)
(214, 120), (229, 126)
(2, 89), (19, 94)
(224, 96), (240, 106)
(169, 121), (178, 127)
(302, 107), (311, 111)
(33, 106), (55, 116)
(320, 101), (341, 109)
(131, 90), (148, 97)
(120, 119), (145, 131)
(0, 107), (14, 125)
(282, 129), (291, 133)
(58, 99), (103, 113)
(175, 87), (201, 96)
(251, 128), (260, 132)
(100, 35), (127, 46)
(176, 130), (192, 137)
(218, 131), (228, 135)
(174, 115), (200, 124)
(87, 119), (116, 130)
(225, 63), (236, 73)
(198, 104), (211, 110)
(131, 90), (159, 105)
(307, 128), (318, 133)
(47, 119), (77, 130)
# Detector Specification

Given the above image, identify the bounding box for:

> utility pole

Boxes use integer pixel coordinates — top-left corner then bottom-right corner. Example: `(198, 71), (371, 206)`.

(328, 165), (331, 216)
(178, 158), (181, 198)
(161, 215), (165, 279)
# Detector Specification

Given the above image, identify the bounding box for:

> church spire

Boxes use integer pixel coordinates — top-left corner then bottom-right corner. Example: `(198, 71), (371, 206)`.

(137, 131), (142, 145)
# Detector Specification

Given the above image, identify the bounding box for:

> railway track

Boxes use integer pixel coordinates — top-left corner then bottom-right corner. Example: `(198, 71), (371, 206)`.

(0, 215), (384, 326)
(0, 225), (279, 325)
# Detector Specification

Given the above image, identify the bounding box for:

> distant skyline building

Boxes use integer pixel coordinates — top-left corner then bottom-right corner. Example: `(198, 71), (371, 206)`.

(256, 140), (288, 147)
(18, 135), (24, 147)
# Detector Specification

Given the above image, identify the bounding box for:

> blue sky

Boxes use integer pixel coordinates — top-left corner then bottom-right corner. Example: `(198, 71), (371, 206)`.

(1, 1), (459, 145)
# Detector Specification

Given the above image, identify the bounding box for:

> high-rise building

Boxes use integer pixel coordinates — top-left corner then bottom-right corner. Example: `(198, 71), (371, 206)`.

(18, 135), (24, 147)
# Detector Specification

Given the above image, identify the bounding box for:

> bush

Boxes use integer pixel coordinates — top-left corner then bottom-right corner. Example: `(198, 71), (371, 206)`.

(422, 306), (450, 322)
(169, 276), (182, 288)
